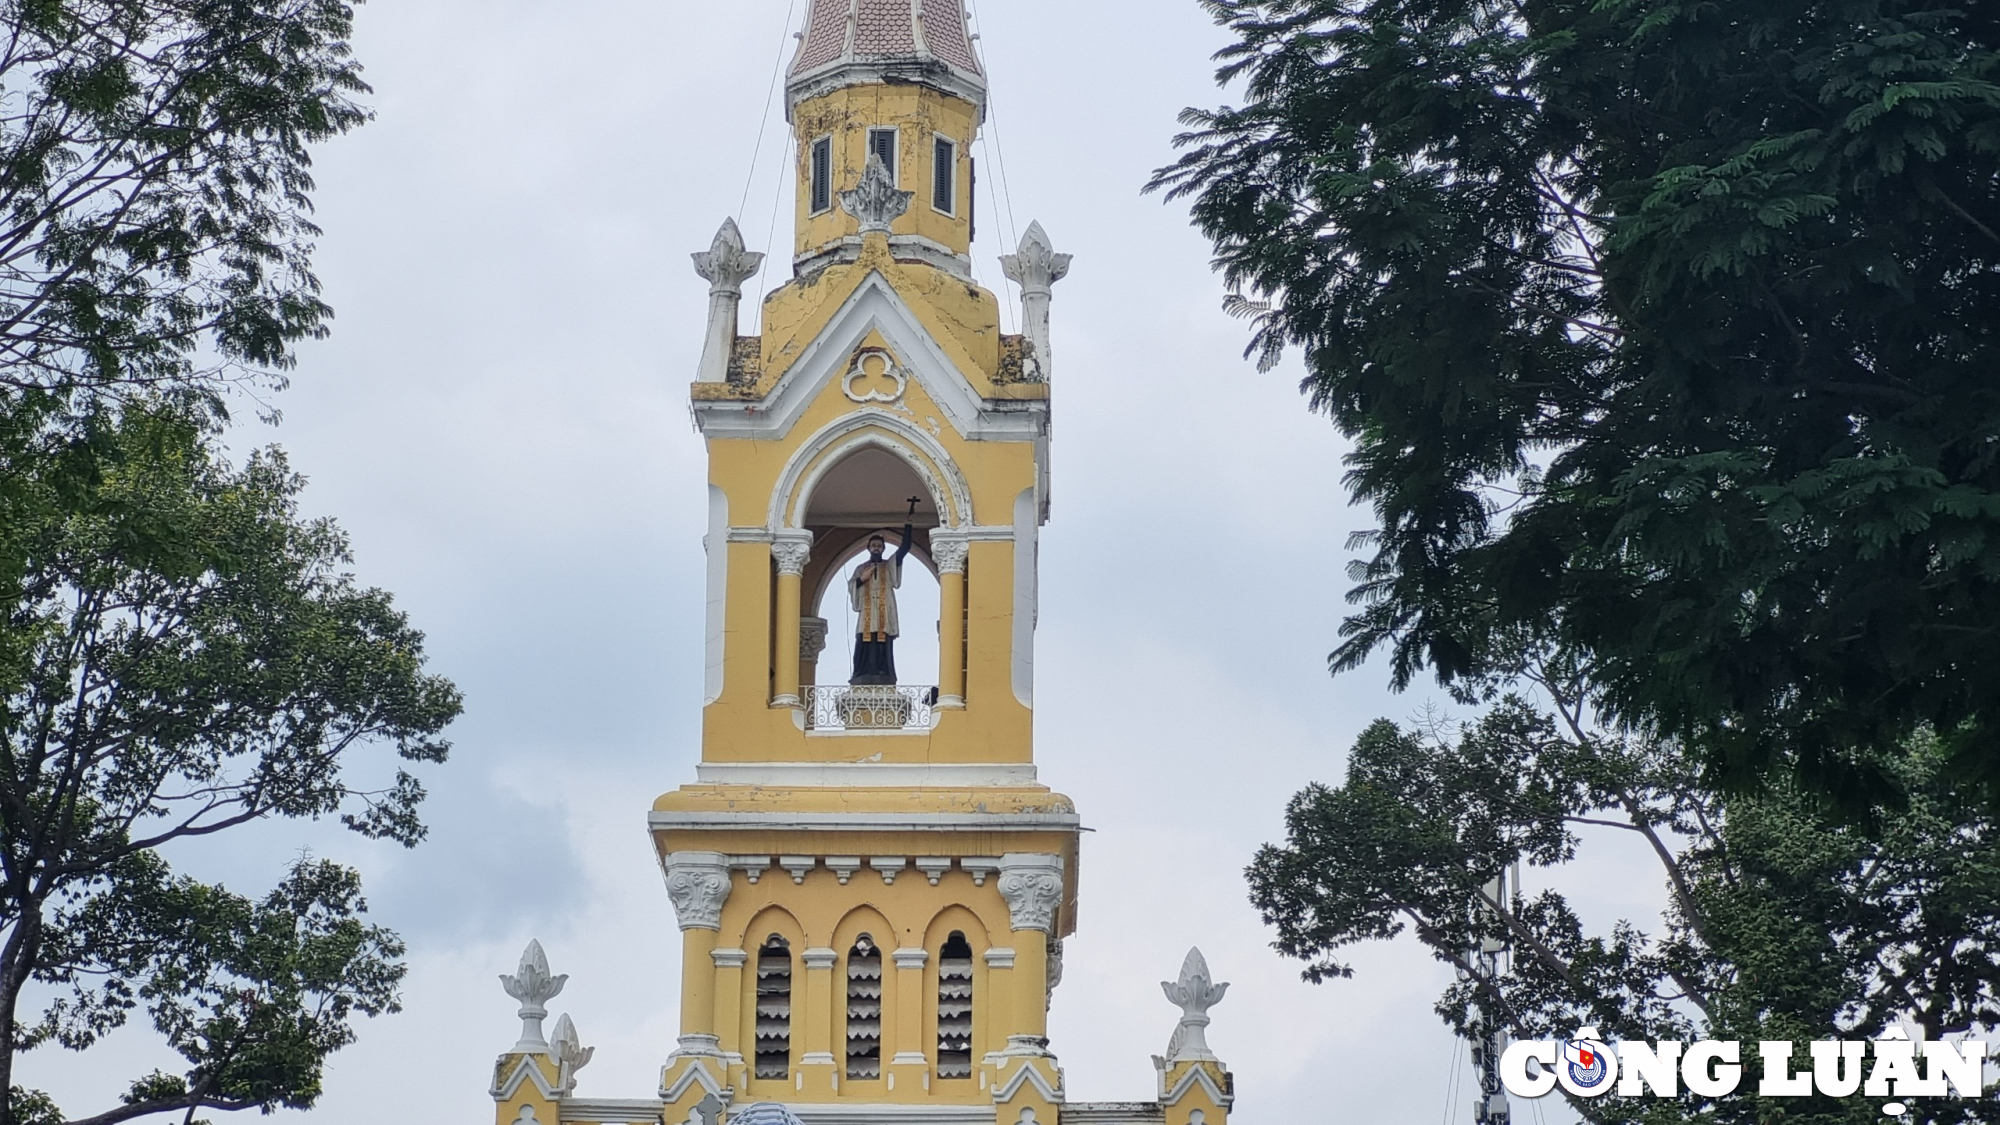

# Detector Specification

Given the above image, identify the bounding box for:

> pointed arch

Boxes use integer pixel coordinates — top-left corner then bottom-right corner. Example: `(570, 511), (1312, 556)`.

(769, 408), (974, 532)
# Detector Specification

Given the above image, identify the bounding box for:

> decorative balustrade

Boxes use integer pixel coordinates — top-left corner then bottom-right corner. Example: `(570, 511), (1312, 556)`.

(804, 685), (938, 732)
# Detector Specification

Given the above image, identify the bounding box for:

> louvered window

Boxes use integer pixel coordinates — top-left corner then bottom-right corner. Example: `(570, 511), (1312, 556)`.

(754, 935), (793, 1080)
(810, 137), (833, 214)
(937, 931), (974, 1078)
(932, 136), (957, 215)
(868, 128), (899, 182)
(845, 935), (884, 1079)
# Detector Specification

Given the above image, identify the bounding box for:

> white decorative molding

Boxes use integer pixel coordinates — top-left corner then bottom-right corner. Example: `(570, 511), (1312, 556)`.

(826, 857), (863, 885)
(804, 948), (839, 971)
(962, 857), (1001, 887)
(674, 1033), (724, 1058)
(500, 939), (568, 1052)
(769, 407), (976, 532)
(694, 762), (1038, 788)
(658, 1056), (727, 1103)
(561, 1099), (671, 1124)
(840, 154), (915, 234)
(915, 857), (954, 885)
(652, 812), (1078, 834)
(492, 1053), (557, 1102)
(842, 347), (909, 404)
(692, 272), (1049, 445)
(996, 854), (1064, 933)
(991, 1053), (1064, 1102)
(870, 856), (909, 884)
(780, 855), (818, 883)
(931, 534), (969, 576)
(1162, 948), (1229, 1062)
(728, 855), (773, 884)
(1157, 1061), (1233, 1110)
(550, 1013), (595, 1095)
(704, 486), (728, 706)
(771, 533), (815, 577)
(984, 947), (1017, 970)
(1012, 487), (1038, 709)
(711, 948), (749, 970)
(892, 947), (929, 970)
(999, 222), (1072, 382)
(662, 852), (733, 932)
(778, 1106), (995, 1125)
(795, 232), (974, 282)
(693, 218), (766, 385)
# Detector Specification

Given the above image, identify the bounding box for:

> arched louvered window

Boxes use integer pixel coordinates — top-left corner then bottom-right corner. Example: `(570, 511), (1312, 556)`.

(845, 934), (883, 1079)
(936, 931), (974, 1078)
(754, 935), (793, 1080)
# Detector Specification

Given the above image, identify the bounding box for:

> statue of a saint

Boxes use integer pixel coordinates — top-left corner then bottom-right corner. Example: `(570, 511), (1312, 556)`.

(848, 522), (913, 685)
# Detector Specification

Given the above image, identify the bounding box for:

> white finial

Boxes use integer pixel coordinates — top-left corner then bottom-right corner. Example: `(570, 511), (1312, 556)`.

(550, 1012), (595, 1094)
(999, 222), (1072, 382)
(692, 219), (765, 385)
(1162, 947), (1229, 1061)
(500, 939), (568, 1053)
(840, 154), (915, 235)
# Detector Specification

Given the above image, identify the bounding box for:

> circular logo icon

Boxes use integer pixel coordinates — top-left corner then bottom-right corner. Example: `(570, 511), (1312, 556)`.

(1556, 1029), (1617, 1097)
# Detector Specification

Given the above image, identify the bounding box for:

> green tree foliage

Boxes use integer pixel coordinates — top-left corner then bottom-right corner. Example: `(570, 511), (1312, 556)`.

(1152, 0), (2000, 800)
(0, 0), (369, 408)
(1250, 697), (2000, 1125)
(0, 403), (462, 1123)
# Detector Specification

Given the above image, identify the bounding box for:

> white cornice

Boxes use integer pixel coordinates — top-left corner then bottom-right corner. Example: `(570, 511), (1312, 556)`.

(648, 810), (1080, 833)
(694, 762), (1038, 787)
(560, 1099), (668, 1124)
(785, 1106), (997, 1125)
(691, 271), (1047, 445)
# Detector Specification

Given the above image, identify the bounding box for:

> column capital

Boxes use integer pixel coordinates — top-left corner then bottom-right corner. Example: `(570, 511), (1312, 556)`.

(663, 851), (733, 931)
(771, 532), (814, 577)
(931, 533), (970, 575)
(800, 616), (829, 662)
(996, 853), (1065, 933)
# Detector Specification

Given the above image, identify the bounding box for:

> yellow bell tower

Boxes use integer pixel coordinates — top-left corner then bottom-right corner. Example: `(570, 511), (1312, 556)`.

(486, 8), (1237, 1125)
(655, 0), (1078, 1117)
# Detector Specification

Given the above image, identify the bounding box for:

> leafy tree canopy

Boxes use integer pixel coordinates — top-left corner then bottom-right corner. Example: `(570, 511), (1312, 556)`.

(1251, 696), (2000, 1125)
(0, 401), (461, 1123)
(0, 0), (370, 412)
(1154, 0), (2000, 801)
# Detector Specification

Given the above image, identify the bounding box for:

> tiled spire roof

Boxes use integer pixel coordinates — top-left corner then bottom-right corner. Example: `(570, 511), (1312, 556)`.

(788, 0), (986, 110)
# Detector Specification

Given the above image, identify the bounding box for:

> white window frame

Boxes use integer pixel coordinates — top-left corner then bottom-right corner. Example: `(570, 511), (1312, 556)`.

(809, 134), (835, 215)
(931, 133), (959, 217)
(867, 126), (901, 184)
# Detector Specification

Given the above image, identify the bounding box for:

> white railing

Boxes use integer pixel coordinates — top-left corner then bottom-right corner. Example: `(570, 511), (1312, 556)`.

(805, 685), (939, 732)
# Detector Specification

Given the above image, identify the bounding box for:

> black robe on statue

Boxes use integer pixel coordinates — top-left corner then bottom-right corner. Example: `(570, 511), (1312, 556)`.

(849, 524), (913, 686)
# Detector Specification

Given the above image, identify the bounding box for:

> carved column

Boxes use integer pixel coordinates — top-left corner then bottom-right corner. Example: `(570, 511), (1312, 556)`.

(890, 947), (930, 1088)
(933, 534), (969, 708)
(801, 946), (840, 1095)
(800, 616), (829, 695)
(664, 852), (733, 1054)
(996, 854), (1064, 1044)
(692, 219), (765, 385)
(999, 222), (1072, 382)
(771, 534), (813, 708)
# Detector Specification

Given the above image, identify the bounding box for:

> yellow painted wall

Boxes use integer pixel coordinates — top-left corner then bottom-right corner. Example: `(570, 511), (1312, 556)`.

(794, 84), (981, 259)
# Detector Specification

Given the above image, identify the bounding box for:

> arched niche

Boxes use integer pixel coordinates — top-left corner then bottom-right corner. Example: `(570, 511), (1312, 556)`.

(795, 433), (950, 689)
(768, 409), (974, 534)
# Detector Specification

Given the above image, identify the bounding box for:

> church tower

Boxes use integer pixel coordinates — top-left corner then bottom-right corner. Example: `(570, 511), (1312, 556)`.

(487, 8), (1236, 1125)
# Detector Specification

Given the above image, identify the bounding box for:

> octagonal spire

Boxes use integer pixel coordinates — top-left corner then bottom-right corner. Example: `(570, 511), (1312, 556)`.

(787, 0), (986, 115)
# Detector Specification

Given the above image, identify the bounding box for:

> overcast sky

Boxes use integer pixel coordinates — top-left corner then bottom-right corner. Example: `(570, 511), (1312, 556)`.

(19, 2), (1670, 1122)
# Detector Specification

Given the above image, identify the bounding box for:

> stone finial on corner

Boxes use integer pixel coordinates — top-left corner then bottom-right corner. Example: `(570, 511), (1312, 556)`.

(500, 939), (569, 1053)
(840, 154), (915, 235)
(999, 221), (1072, 382)
(693, 218), (765, 385)
(1161, 947), (1229, 1062)
(550, 1012), (595, 1094)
